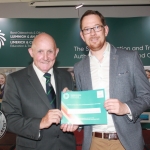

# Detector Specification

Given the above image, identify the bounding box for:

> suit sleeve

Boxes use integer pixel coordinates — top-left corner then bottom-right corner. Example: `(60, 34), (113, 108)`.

(126, 51), (150, 122)
(2, 74), (41, 140)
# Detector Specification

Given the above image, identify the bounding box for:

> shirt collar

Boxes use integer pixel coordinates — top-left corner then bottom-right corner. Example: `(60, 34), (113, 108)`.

(88, 42), (110, 58)
(1, 84), (4, 89)
(32, 62), (53, 79)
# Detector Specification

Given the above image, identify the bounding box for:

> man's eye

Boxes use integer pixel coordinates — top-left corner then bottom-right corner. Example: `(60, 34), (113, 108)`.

(48, 50), (53, 53)
(38, 50), (42, 53)
(95, 26), (100, 30)
(84, 28), (90, 32)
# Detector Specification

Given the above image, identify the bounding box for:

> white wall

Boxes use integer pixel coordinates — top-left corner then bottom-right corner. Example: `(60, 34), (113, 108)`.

(0, 2), (150, 18)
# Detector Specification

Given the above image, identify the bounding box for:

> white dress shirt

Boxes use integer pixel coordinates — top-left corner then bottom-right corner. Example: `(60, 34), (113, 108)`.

(90, 43), (116, 133)
(32, 63), (56, 93)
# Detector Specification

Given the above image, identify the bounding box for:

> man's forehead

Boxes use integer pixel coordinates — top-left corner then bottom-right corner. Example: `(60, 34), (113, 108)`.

(32, 37), (56, 49)
(82, 15), (102, 26)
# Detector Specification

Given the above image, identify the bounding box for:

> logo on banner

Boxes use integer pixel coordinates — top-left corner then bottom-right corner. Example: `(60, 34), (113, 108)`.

(0, 30), (6, 49)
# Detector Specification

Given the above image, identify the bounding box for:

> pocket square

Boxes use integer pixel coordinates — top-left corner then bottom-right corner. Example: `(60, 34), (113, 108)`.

(118, 71), (129, 76)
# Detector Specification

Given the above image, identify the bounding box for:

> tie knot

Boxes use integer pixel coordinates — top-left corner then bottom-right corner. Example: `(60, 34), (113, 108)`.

(44, 73), (51, 80)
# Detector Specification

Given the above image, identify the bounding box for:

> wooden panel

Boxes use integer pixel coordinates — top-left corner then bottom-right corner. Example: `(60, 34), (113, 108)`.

(143, 129), (150, 150)
(0, 132), (16, 150)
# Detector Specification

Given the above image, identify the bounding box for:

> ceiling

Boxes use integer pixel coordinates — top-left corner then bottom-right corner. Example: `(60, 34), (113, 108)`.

(0, 0), (150, 7)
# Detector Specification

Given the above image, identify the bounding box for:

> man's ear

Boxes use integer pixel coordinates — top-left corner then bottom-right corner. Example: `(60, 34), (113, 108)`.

(80, 31), (85, 42)
(28, 48), (33, 58)
(104, 25), (109, 37)
(55, 48), (59, 56)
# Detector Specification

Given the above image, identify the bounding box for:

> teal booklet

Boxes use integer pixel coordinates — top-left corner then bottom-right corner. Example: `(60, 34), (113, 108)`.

(61, 89), (107, 125)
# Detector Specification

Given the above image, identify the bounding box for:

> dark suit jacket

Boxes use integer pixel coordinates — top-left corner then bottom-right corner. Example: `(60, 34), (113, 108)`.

(74, 44), (150, 150)
(2, 65), (76, 150)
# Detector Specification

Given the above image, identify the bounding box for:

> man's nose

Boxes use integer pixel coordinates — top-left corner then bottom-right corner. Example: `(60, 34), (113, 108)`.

(43, 53), (49, 60)
(90, 28), (96, 35)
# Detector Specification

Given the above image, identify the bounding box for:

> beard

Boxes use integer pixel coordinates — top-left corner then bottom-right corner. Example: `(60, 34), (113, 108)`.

(88, 37), (106, 51)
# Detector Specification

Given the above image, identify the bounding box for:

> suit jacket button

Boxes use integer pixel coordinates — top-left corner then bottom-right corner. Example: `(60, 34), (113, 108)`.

(57, 135), (59, 138)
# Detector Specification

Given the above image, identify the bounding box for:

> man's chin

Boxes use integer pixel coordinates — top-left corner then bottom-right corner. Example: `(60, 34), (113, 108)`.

(39, 66), (52, 73)
(90, 43), (105, 51)
(90, 46), (102, 51)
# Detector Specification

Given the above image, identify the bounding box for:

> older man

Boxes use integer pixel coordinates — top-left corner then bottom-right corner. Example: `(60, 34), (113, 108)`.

(2, 33), (77, 150)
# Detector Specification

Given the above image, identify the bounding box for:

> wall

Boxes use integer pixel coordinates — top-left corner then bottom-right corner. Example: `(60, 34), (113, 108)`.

(0, 2), (150, 18)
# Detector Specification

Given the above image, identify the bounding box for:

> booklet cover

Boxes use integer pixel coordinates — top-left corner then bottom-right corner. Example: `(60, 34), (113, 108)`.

(61, 89), (107, 125)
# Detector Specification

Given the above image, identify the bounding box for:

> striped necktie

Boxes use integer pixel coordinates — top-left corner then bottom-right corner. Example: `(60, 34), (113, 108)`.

(44, 73), (56, 108)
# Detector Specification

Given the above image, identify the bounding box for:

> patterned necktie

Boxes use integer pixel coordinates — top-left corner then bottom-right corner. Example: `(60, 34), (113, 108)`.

(44, 73), (56, 108)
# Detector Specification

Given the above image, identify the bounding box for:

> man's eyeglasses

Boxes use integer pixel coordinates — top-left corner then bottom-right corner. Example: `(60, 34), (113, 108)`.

(82, 25), (104, 35)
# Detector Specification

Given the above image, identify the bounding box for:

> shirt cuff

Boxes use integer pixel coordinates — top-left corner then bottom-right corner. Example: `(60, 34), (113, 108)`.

(38, 130), (41, 139)
(125, 104), (132, 120)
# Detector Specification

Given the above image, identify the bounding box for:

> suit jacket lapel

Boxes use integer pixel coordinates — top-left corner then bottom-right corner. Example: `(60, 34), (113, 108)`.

(83, 57), (93, 90)
(53, 68), (61, 109)
(109, 45), (118, 98)
(27, 65), (52, 109)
